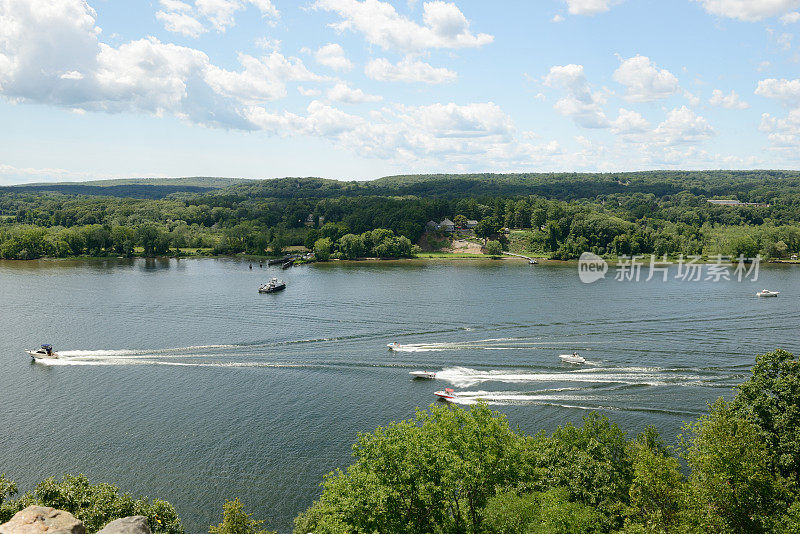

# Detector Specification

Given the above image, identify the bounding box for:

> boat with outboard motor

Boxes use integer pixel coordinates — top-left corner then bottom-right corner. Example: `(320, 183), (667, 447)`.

(559, 352), (585, 364)
(259, 278), (286, 293)
(434, 388), (456, 400)
(387, 342), (400, 350)
(409, 370), (436, 379)
(26, 344), (59, 360)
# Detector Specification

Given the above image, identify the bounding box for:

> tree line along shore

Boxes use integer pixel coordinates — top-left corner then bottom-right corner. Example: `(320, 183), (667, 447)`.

(3, 349), (800, 533)
(2, 171), (800, 262)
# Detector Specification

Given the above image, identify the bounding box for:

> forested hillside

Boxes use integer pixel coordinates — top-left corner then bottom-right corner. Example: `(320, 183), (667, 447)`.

(1, 171), (800, 260)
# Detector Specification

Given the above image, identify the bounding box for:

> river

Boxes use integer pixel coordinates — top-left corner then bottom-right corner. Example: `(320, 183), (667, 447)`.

(0, 257), (796, 532)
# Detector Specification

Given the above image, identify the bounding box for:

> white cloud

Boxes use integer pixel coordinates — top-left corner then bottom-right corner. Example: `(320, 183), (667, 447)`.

(364, 56), (457, 84)
(782, 10), (800, 22)
(204, 52), (325, 104)
(254, 37), (281, 51)
(709, 89), (750, 109)
(156, 10), (207, 38)
(562, 0), (623, 16)
(157, 0), (279, 36)
(327, 82), (382, 103)
(544, 64), (610, 128)
(551, 14), (565, 22)
(651, 106), (714, 145)
(694, 0), (800, 21)
(760, 109), (800, 147)
(613, 55), (680, 102)
(298, 86), (322, 96)
(314, 43), (353, 71)
(610, 108), (650, 134)
(755, 78), (800, 106)
(312, 0), (493, 52)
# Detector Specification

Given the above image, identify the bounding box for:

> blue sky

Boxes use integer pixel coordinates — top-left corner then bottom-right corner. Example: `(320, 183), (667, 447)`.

(1, 0), (799, 184)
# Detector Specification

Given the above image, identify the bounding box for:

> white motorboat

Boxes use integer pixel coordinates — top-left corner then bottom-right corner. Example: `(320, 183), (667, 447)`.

(258, 278), (286, 293)
(409, 371), (436, 379)
(434, 388), (456, 400)
(757, 289), (779, 297)
(387, 342), (400, 350)
(559, 352), (586, 364)
(26, 344), (59, 360)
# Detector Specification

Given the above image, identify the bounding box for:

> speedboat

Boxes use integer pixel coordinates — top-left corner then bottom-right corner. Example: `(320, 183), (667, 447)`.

(434, 388), (456, 400)
(387, 342), (400, 350)
(409, 371), (436, 379)
(559, 352), (586, 364)
(757, 289), (779, 297)
(259, 278), (286, 293)
(26, 344), (59, 360)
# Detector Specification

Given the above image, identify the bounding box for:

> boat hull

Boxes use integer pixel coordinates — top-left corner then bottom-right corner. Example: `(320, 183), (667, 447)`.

(259, 284), (286, 293)
(559, 354), (585, 364)
(26, 350), (59, 360)
(434, 390), (455, 400)
(410, 371), (436, 379)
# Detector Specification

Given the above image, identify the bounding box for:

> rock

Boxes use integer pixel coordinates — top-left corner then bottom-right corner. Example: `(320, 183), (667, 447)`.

(0, 506), (85, 534)
(96, 517), (151, 534)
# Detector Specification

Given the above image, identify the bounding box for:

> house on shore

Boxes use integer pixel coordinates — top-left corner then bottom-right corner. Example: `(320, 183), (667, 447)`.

(439, 218), (456, 232)
(707, 199), (770, 207)
(465, 219), (478, 229)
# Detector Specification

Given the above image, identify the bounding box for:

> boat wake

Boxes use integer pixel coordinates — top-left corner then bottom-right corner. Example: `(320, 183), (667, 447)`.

(435, 366), (712, 388)
(389, 337), (595, 352)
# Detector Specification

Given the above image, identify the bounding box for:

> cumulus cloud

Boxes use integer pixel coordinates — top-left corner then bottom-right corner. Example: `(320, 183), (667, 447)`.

(613, 55), (680, 102)
(562, 0), (623, 16)
(327, 82), (382, 103)
(544, 64), (610, 128)
(156, 0), (278, 36)
(364, 56), (457, 84)
(314, 43), (353, 71)
(709, 89), (750, 109)
(782, 11), (800, 22)
(693, 0), (800, 21)
(757, 78), (800, 148)
(312, 0), (493, 52)
(610, 108), (650, 134)
(651, 106), (714, 145)
(755, 78), (800, 106)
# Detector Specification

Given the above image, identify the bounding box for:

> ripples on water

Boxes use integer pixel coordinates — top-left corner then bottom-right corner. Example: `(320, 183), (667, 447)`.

(0, 258), (797, 533)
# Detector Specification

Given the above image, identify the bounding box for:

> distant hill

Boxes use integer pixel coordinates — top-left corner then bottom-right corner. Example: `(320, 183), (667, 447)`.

(3, 177), (252, 199)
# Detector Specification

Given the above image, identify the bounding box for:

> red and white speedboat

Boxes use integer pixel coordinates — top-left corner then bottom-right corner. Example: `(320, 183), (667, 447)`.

(434, 388), (456, 401)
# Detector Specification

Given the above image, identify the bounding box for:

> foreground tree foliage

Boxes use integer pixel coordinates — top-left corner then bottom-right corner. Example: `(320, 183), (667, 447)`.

(296, 350), (800, 534)
(0, 474), (183, 534)
(209, 498), (274, 534)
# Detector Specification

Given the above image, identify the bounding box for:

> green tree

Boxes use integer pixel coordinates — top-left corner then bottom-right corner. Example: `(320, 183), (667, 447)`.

(338, 233), (364, 259)
(0, 474), (18, 523)
(485, 240), (503, 256)
(454, 214), (468, 228)
(295, 404), (528, 534)
(682, 398), (782, 533)
(475, 217), (501, 242)
(732, 349), (800, 485)
(483, 488), (603, 534)
(314, 238), (333, 261)
(25, 474), (183, 534)
(209, 499), (274, 534)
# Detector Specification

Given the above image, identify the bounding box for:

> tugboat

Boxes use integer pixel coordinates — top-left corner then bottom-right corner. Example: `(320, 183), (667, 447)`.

(26, 344), (59, 360)
(259, 278), (286, 293)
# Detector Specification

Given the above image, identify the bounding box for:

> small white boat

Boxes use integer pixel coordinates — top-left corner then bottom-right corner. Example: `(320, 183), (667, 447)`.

(559, 352), (586, 364)
(434, 388), (456, 400)
(529, 259), (537, 264)
(409, 371), (436, 379)
(387, 342), (400, 350)
(757, 289), (779, 297)
(26, 344), (59, 360)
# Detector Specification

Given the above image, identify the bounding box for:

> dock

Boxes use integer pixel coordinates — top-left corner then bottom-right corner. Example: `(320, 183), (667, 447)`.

(502, 252), (538, 264)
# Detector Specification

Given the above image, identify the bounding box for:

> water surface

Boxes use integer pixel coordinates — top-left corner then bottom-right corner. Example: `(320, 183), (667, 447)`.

(1, 258), (796, 532)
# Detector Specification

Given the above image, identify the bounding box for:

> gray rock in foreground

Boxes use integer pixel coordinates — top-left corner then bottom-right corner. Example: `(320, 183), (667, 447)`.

(0, 506), (85, 534)
(97, 516), (151, 534)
